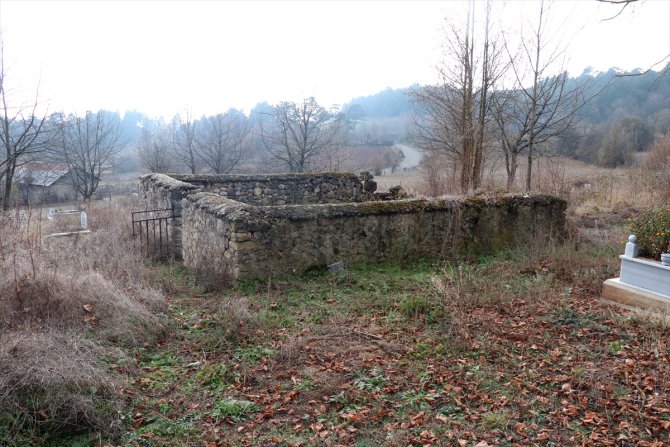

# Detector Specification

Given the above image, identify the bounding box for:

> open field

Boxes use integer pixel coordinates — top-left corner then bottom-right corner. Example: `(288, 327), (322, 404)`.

(1, 166), (670, 446)
(377, 156), (667, 217)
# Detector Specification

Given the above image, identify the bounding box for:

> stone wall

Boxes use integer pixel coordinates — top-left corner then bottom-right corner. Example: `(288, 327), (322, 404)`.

(168, 173), (369, 206)
(139, 174), (200, 256)
(139, 172), (373, 258)
(181, 193), (567, 282)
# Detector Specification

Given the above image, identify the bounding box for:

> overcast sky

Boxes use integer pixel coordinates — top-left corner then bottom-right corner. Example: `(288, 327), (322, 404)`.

(0, 0), (668, 119)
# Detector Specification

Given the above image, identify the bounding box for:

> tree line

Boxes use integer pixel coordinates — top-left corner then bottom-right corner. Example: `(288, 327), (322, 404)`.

(135, 98), (354, 175)
(0, 67), (358, 210)
(2, 0), (667, 207)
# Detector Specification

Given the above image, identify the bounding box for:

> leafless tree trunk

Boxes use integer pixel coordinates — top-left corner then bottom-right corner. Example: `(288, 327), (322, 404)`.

(259, 97), (345, 173)
(410, 0), (503, 194)
(493, 0), (583, 191)
(56, 110), (123, 201)
(137, 126), (172, 173)
(196, 109), (249, 174)
(0, 42), (50, 210)
(172, 109), (198, 174)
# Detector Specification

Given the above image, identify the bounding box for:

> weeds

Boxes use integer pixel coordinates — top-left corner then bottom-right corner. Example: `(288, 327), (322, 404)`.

(480, 411), (511, 431)
(0, 201), (167, 443)
(4, 188), (670, 446)
(353, 368), (387, 392)
(0, 330), (122, 442)
(212, 399), (259, 422)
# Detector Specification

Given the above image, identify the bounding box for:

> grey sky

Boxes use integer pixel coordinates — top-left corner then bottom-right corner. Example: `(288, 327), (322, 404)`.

(1, 0), (668, 119)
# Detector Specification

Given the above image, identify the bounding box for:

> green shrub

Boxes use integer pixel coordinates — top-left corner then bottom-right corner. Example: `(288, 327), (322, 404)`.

(630, 207), (670, 258)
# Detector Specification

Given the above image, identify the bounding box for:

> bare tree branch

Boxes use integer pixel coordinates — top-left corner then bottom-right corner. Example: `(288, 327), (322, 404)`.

(0, 40), (51, 209)
(137, 125), (172, 173)
(258, 98), (345, 173)
(54, 110), (123, 201)
(196, 109), (249, 174)
(596, 0), (639, 21)
(492, 0), (584, 190)
(409, 0), (504, 193)
(172, 109), (198, 174)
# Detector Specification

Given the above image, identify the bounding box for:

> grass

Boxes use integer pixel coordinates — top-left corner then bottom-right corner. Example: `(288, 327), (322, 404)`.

(212, 399), (260, 422)
(2, 191), (670, 446)
(0, 200), (170, 446)
(109, 235), (667, 446)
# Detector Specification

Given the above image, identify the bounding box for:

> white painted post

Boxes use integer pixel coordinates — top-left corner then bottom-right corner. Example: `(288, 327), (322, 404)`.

(624, 234), (639, 258)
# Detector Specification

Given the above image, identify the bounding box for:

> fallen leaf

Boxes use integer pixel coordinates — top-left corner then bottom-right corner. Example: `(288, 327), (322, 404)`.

(435, 414), (449, 423)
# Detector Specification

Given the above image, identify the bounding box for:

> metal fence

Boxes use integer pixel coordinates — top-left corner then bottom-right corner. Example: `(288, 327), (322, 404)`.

(131, 208), (178, 258)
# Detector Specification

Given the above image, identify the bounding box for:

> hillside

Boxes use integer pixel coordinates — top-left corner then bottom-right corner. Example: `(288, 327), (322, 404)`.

(342, 65), (670, 167)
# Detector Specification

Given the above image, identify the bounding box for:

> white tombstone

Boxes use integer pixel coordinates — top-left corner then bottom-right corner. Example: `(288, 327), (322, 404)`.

(80, 211), (88, 230)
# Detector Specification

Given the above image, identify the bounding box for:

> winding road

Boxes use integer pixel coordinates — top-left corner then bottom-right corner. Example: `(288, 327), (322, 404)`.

(395, 144), (423, 170)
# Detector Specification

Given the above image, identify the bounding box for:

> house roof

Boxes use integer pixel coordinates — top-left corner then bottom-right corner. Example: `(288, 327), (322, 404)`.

(15, 163), (70, 187)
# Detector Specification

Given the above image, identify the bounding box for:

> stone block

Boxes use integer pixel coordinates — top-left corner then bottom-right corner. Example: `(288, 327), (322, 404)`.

(235, 231), (252, 242)
(230, 240), (258, 251)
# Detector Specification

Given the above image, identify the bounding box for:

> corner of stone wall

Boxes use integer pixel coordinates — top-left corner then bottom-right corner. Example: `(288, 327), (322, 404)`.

(139, 173), (203, 259)
(181, 193), (255, 283)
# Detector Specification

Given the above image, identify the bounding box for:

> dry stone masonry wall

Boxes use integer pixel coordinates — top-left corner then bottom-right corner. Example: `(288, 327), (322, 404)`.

(181, 193), (566, 281)
(139, 173), (567, 281)
(139, 174), (199, 254)
(139, 172), (373, 258)
(168, 173), (370, 206)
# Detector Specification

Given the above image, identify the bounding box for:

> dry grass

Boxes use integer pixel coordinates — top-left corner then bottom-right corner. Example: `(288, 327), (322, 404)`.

(378, 153), (664, 221)
(0, 199), (167, 442)
(0, 200), (166, 345)
(0, 330), (122, 439)
(640, 134), (670, 205)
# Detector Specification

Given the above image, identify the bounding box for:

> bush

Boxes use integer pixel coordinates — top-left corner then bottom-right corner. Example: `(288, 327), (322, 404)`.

(0, 330), (122, 442)
(629, 207), (670, 258)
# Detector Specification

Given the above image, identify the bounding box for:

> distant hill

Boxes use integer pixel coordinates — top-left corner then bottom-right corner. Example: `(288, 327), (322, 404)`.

(344, 66), (670, 166)
(564, 65), (670, 166)
(576, 65), (670, 130)
(342, 86), (414, 120)
(114, 67), (670, 169)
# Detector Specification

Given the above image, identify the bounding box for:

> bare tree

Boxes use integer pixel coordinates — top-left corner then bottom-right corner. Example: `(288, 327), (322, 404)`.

(172, 109), (198, 174)
(0, 43), (51, 210)
(493, 0), (583, 190)
(196, 109), (249, 174)
(410, 0), (503, 193)
(137, 126), (172, 173)
(56, 110), (123, 201)
(259, 97), (345, 173)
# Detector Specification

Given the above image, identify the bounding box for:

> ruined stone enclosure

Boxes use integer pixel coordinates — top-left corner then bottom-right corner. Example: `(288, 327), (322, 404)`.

(139, 172), (567, 282)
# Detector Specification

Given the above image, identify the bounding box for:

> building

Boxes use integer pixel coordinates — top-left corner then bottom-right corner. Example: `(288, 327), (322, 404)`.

(15, 163), (78, 204)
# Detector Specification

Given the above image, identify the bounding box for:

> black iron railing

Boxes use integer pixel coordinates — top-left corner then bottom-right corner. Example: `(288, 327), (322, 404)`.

(131, 208), (179, 258)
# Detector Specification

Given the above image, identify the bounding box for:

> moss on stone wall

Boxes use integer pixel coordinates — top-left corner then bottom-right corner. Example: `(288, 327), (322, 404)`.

(181, 192), (567, 282)
(171, 172), (360, 183)
(142, 172), (567, 282)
